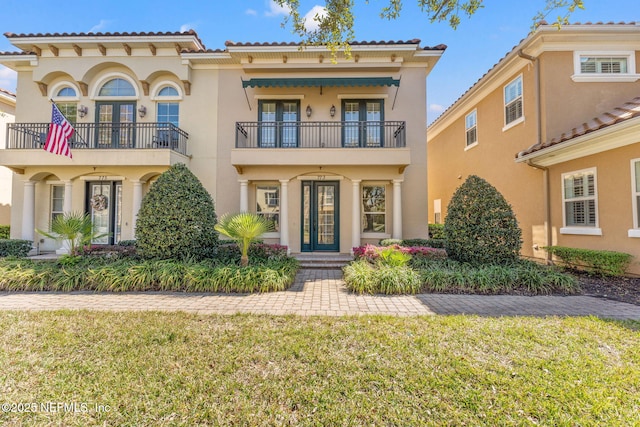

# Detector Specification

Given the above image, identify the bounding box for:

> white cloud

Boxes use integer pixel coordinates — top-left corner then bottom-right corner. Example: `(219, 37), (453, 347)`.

(246, 9), (257, 16)
(89, 20), (110, 33)
(429, 103), (446, 114)
(303, 5), (327, 32)
(0, 66), (17, 92)
(265, 0), (291, 17)
(180, 23), (196, 32)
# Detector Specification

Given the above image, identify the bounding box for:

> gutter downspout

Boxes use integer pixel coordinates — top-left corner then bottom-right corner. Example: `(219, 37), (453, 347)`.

(518, 50), (552, 264)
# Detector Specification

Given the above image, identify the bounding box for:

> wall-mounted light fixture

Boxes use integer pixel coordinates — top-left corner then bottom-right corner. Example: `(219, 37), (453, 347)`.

(306, 105), (312, 118)
(329, 105), (336, 117)
(77, 105), (88, 118)
(138, 105), (147, 118)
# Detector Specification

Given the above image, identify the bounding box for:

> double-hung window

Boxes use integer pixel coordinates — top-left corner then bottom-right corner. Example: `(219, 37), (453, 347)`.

(465, 110), (477, 148)
(256, 184), (280, 233)
(631, 159), (640, 238)
(504, 75), (523, 128)
(362, 185), (386, 233)
(561, 168), (601, 235)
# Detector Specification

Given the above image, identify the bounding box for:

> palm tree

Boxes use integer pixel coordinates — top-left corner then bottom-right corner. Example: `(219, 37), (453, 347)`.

(36, 211), (109, 255)
(214, 212), (275, 266)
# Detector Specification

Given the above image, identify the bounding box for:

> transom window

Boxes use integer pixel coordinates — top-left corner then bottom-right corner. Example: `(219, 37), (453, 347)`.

(362, 185), (386, 233)
(504, 75), (523, 127)
(57, 87), (76, 97)
(562, 169), (597, 228)
(158, 86), (179, 97)
(573, 51), (638, 83)
(465, 110), (477, 148)
(256, 185), (280, 232)
(99, 78), (136, 97)
(581, 56), (628, 74)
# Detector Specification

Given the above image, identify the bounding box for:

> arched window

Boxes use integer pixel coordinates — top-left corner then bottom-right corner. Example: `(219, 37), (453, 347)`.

(156, 85), (180, 126)
(99, 78), (136, 97)
(57, 87), (77, 97)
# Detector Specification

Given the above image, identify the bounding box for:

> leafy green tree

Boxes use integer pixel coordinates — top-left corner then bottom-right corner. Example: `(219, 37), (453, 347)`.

(136, 163), (218, 260)
(275, 0), (584, 57)
(444, 175), (522, 265)
(214, 212), (275, 267)
(36, 211), (108, 255)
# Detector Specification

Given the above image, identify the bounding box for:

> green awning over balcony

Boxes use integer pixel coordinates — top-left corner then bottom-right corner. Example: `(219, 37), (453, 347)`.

(241, 77), (401, 88)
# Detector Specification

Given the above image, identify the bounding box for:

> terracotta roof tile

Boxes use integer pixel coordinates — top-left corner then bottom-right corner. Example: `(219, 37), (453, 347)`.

(224, 39), (425, 47)
(517, 97), (640, 158)
(0, 87), (16, 98)
(0, 51), (36, 56)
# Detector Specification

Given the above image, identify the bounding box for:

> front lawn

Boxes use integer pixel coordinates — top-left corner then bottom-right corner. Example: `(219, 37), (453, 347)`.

(0, 312), (638, 426)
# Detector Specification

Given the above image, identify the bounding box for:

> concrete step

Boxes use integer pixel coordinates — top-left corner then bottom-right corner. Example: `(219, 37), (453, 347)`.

(293, 253), (353, 269)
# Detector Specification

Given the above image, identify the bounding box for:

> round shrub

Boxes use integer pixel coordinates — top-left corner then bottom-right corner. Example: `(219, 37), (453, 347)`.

(444, 175), (522, 265)
(136, 163), (218, 260)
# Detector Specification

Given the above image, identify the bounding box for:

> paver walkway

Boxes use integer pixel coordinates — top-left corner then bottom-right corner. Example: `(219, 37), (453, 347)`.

(0, 269), (639, 319)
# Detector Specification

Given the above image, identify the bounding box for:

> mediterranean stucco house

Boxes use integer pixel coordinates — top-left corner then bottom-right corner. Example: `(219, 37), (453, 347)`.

(0, 87), (16, 225)
(427, 22), (640, 274)
(0, 31), (445, 254)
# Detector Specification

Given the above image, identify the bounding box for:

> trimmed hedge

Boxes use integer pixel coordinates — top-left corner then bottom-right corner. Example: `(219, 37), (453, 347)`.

(428, 223), (445, 239)
(0, 239), (32, 258)
(0, 225), (9, 239)
(379, 238), (447, 249)
(545, 246), (633, 277)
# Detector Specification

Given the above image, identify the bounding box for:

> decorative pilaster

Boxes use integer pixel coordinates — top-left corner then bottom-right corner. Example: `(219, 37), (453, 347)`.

(279, 180), (289, 251)
(239, 180), (249, 212)
(351, 179), (361, 253)
(392, 179), (403, 240)
(131, 180), (144, 235)
(21, 181), (35, 242)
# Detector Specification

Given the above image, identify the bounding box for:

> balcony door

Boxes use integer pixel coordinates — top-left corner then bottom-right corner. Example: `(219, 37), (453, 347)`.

(343, 99), (384, 147)
(95, 102), (136, 148)
(258, 100), (299, 147)
(86, 181), (122, 245)
(301, 181), (339, 252)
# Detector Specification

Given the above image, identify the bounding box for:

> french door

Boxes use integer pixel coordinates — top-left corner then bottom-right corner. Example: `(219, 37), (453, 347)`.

(343, 99), (384, 147)
(258, 100), (299, 147)
(301, 181), (339, 251)
(95, 102), (136, 148)
(86, 181), (122, 245)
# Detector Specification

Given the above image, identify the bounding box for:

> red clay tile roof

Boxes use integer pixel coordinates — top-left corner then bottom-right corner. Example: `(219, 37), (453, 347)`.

(517, 96), (640, 158)
(224, 39), (445, 50)
(4, 30), (206, 49)
(0, 87), (16, 98)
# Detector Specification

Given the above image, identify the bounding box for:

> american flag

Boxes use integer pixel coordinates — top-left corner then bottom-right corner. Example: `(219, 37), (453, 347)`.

(44, 104), (74, 159)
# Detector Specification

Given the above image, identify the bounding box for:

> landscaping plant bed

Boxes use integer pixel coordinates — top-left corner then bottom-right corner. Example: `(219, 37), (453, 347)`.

(575, 272), (640, 306)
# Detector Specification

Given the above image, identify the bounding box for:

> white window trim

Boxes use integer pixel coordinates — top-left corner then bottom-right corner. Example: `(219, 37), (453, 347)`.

(560, 167), (601, 235)
(572, 50), (640, 83)
(465, 109), (477, 149)
(150, 81), (183, 101)
(50, 184), (65, 228)
(361, 182), (388, 237)
(630, 158), (640, 238)
(255, 183), (280, 238)
(91, 72), (139, 100)
(503, 74), (524, 131)
(49, 82), (81, 101)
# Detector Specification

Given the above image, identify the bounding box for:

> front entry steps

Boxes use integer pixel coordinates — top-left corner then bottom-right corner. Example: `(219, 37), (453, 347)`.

(293, 253), (353, 270)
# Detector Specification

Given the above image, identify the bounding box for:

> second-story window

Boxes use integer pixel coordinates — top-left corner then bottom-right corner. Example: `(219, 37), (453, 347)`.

(53, 86), (78, 123)
(504, 75), (523, 127)
(156, 86), (180, 127)
(465, 110), (477, 148)
(258, 100), (299, 148)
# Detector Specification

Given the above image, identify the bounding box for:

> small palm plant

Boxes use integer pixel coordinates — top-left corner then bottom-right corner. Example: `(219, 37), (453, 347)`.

(36, 211), (109, 255)
(214, 212), (275, 266)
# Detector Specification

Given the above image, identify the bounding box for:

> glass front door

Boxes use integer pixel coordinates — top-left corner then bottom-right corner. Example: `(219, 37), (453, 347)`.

(96, 102), (135, 148)
(302, 181), (339, 251)
(87, 181), (122, 245)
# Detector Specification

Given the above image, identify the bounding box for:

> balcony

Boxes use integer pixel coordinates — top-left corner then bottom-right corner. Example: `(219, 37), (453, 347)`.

(232, 121), (410, 170)
(236, 121), (406, 149)
(6, 122), (188, 155)
(2, 122), (189, 170)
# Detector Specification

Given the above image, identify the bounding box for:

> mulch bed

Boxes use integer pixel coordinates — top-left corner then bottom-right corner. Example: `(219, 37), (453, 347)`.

(576, 272), (640, 306)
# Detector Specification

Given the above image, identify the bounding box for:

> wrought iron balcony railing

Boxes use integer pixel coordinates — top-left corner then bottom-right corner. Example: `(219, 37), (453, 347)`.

(236, 121), (406, 149)
(6, 122), (188, 155)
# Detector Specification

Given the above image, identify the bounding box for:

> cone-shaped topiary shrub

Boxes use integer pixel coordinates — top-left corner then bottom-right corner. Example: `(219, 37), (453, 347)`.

(136, 163), (218, 260)
(444, 175), (522, 265)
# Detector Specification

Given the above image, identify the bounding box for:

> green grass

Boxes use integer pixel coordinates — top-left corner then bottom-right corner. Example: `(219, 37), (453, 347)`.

(0, 312), (638, 426)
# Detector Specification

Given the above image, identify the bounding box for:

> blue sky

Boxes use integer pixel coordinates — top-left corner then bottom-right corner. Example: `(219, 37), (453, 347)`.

(1, 0), (638, 123)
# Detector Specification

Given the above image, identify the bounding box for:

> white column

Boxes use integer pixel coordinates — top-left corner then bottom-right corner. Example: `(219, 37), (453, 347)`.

(392, 179), (403, 240)
(131, 180), (144, 235)
(239, 180), (249, 212)
(21, 181), (36, 242)
(279, 180), (289, 251)
(351, 179), (361, 253)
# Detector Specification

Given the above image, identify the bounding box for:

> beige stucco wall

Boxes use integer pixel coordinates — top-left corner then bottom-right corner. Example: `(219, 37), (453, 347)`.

(548, 143), (640, 275)
(0, 96), (16, 225)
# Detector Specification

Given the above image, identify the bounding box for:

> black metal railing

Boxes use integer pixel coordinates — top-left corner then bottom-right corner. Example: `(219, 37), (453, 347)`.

(235, 121), (406, 148)
(6, 122), (189, 155)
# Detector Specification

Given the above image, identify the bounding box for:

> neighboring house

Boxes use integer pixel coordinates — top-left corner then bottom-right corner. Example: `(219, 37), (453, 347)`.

(0, 88), (16, 225)
(0, 31), (445, 254)
(427, 22), (640, 274)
